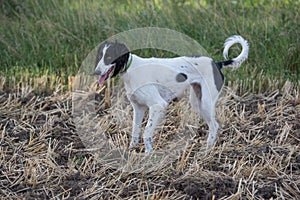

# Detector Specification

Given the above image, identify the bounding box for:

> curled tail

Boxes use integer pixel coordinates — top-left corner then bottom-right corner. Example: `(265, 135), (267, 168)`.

(217, 35), (249, 70)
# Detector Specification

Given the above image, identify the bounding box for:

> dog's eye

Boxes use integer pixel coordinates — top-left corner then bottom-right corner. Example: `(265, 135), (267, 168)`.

(104, 54), (114, 65)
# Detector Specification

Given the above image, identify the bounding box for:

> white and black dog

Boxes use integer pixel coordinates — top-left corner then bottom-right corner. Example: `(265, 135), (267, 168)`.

(95, 35), (249, 153)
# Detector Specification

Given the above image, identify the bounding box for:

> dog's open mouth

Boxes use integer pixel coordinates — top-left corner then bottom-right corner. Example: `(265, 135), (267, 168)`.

(98, 66), (114, 85)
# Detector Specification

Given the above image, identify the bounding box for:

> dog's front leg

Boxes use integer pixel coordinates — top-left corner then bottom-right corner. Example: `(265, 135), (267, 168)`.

(143, 104), (167, 153)
(129, 103), (145, 149)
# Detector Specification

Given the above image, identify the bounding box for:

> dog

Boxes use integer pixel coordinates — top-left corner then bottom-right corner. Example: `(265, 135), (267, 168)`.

(94, 35), (249, 153)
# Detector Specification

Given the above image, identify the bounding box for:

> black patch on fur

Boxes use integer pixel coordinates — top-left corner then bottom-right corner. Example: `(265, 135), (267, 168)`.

(212, 61), (224, 91)
(216, 59), (234, 70)
(95, 40), (130, 77)
(176, 73), (188, 82)
(191, 83), (202, 99)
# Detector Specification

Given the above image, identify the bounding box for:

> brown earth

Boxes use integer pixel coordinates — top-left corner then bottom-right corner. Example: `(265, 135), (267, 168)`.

(0, 82), (299, 199)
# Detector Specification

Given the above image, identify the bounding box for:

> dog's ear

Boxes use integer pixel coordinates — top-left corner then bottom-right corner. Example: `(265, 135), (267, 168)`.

(111, 43), (130, 77)
(118, 43), (129, 55)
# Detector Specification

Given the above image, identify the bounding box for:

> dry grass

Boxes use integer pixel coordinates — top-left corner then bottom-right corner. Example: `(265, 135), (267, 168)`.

(0, 81), (299, 199)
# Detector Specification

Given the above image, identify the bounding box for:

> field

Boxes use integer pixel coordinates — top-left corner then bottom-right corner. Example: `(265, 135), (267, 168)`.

(0, 0), (300, 199)
(1, 83), (299, 199)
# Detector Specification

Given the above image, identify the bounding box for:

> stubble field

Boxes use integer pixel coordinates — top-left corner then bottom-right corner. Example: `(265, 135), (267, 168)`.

(0, 80), (299, 199)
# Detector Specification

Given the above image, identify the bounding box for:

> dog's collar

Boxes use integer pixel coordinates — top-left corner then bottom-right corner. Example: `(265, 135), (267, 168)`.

(122, 54), (133, 73)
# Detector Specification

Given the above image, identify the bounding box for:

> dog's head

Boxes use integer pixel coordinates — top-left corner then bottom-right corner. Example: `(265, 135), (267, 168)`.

(94, 41), (130, 85)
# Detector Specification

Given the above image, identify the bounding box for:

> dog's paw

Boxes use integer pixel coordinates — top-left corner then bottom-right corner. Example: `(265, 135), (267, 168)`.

(129, 137), (139, 148)
(143, 137), (153, 153)
(129, 145), (142, 153)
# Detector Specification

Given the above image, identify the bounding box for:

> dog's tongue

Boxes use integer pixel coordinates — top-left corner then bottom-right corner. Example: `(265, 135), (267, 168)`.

(98, 66), (114, 85)
(98, 72), (109, 85)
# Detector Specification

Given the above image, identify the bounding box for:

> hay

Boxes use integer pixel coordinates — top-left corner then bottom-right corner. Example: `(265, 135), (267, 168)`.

(0, 81), (299, 199)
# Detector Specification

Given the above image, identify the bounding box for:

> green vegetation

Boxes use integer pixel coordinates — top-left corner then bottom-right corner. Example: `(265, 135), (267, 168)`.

(0, 0), (299, 93)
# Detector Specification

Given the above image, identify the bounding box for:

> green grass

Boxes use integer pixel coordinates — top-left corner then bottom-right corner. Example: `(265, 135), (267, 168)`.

(0, 0), (299, 93)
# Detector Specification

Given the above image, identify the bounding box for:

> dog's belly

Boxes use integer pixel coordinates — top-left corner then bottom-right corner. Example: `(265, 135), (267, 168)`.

(157, 83), (186, 101)
(127, 83), (187, 107)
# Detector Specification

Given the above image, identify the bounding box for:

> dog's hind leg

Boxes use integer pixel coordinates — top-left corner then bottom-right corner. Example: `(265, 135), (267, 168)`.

(201, 105), (219, 149)
(143, 102), (168, 153)
(129, 102), (146, 149)
(190, 83), (219, 149)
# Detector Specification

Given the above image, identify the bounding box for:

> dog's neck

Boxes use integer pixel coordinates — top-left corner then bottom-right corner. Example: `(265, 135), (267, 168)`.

(121, 53), (133, 73)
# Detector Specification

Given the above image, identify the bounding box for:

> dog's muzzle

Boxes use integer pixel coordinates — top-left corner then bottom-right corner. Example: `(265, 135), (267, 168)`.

(94, 65), (115, 85)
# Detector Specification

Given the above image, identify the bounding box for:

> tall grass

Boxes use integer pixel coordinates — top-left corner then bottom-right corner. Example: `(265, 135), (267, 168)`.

(0, 0), (299, 93)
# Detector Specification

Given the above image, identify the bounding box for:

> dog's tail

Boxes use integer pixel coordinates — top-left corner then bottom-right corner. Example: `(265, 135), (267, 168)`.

(217, 35), (249, 70)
